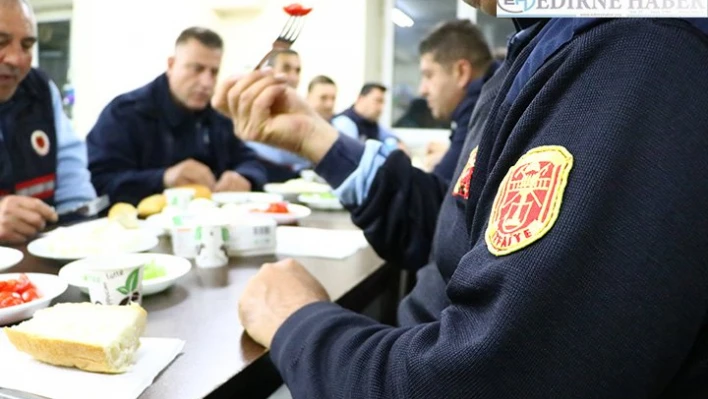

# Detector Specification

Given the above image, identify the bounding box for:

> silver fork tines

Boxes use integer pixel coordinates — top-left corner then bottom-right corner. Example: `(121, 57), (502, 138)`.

(255, 14), (307, 70)
(279, 16), (305, 44)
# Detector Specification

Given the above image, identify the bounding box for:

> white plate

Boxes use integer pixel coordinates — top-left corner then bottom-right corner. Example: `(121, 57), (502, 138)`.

(226, 203), (312, 224)
(58, 253), (191, 297)
(212, 192), (284, 205)
(0, 247), (23, 272)
(27, 228), (159, 261)
(0, 273), (68, 326)
(264, 180), (331, 195)
(298, 194), (344, 211)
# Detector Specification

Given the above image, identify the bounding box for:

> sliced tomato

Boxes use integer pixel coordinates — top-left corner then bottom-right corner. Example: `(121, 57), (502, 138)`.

(14, 274), (32, 293)
(0, 279), (17, 293)
(21, 288), (40, 302)
(266, 202), (290, 213)
(283, 3), (313, 16)
(0, 292), (23, 309)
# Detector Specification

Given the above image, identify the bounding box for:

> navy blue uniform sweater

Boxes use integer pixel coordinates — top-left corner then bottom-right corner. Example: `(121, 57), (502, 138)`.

(271, 18), (708, 399)
(87, 74), (267, 205)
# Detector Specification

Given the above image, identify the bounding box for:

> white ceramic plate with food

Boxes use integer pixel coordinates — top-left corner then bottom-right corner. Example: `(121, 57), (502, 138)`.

(297, 193), (344, 211)
(224, 202), (312, 224)
(211, 192), (284, 205)
(0, 273), (68, 326)
(27, 225), (159, 261)
(264, 179), (331, 195)
(58, 253), (191, 297)
(0, 247), (24, 272)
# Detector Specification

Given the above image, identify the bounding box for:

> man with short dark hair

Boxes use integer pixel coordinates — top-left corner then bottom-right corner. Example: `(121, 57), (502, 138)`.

(418, 19), (499, 181)
(331, 83), (398, 145)
(0, 0), (95, 243)
(306, 75), (337, 121)
(87, 27), (266, 205)
(215, 3), (708, 397)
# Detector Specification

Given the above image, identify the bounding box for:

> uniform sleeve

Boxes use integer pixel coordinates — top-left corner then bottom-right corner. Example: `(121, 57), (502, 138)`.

(331, 115), (359, 140)
(225, 132), (267, 190)
(315, 134), (448, 270)
(51, 81), (97, 210)
(86, 101), (165, 205)
(270, 21), (708, 399)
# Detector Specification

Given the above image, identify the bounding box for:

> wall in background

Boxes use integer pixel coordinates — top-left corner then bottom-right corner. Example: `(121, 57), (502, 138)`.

(56, 0), (384, 138)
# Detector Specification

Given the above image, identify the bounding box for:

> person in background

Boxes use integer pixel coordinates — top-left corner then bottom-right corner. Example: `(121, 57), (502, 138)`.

(306, 75), (337, 121)
(215, 5), (708, 398)
(247, 49), (310, 183)
(0, 0), (95, 243)
(419, 19), (498, 182)
(87, 27), (266, 206)
(331, 83), (400, 148)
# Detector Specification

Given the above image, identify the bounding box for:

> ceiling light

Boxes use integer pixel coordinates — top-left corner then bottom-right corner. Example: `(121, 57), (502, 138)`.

(392, 8), (414, 28)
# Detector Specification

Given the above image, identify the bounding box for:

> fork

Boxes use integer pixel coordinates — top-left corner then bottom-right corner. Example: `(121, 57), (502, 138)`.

(254, 13), (307, 70)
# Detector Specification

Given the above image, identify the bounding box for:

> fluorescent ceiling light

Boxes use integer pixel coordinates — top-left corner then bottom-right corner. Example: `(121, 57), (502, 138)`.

(392, 8), (414, 28)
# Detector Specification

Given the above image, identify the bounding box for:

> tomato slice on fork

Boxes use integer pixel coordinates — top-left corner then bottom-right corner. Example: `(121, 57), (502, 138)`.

(283, 3), (313, 17)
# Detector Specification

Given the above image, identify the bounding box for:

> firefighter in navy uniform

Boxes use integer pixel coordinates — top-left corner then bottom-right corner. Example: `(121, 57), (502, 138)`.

(0, 0), (95, 244)
(223, 13), (708, 399)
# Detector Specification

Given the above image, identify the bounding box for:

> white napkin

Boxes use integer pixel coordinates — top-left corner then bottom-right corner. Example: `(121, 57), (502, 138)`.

(0, 335), (184, 399)
(276, 227), (369, 259)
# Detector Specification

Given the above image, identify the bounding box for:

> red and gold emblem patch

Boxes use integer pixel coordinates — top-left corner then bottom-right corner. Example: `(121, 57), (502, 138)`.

(485, 146), (573, 256)
(452, 146), (478, 200)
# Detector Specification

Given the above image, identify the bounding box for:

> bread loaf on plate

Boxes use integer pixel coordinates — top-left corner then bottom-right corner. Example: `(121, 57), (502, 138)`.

(3, 302), (147, 373)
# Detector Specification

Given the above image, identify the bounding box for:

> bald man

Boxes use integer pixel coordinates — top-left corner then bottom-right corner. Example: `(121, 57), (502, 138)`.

(0, 0), (96, 243)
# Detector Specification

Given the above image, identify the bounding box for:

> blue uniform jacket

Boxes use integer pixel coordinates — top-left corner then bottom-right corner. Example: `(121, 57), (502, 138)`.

(271, 18), (708, 398)
(87, 74), (267, 205)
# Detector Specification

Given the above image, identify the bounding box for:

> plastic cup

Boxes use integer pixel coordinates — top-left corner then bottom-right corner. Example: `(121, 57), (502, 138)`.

(85, 259), (145, 306)
(164, 188), (195, 211)
(194, 223), (229, 268)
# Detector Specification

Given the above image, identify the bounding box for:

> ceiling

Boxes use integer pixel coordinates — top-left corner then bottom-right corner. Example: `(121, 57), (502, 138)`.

(393, 0), (459, 63)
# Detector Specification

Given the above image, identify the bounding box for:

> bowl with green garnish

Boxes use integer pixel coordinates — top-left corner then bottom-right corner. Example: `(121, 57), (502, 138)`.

(58, 253), (191, 296)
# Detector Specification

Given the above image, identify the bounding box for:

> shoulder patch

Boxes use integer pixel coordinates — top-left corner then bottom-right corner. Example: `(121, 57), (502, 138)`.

(485, 145), (573, 256)
(452, 146), (478, 200)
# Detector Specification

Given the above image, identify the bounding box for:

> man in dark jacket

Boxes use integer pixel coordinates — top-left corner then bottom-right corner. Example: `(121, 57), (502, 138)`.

(87, 27), (266, 206)
(418, 19), (500, 182)
(218, 10), (708, 399)
(0, 0), (95, 243)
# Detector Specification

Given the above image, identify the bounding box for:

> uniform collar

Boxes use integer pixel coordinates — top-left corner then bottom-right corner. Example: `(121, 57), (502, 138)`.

(155, 73), (210, 128)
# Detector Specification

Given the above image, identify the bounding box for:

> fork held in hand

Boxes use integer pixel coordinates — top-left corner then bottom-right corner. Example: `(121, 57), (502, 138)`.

(254, 14), (307, 70)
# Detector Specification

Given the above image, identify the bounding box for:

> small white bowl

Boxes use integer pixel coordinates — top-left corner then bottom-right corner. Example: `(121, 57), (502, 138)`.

(0, 273), (68, 326)
(0, 247), (23, 272)
(58, 253), (191, 297)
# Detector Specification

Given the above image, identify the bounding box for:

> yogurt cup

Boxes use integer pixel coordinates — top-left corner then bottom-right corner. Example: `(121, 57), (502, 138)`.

(84, 258), (145, 306)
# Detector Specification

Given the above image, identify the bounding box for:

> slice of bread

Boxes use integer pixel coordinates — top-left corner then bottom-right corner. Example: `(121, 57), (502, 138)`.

(137, 194), (166, 218)
(108, 202), (139, 229)
(4, 303), (147, 374)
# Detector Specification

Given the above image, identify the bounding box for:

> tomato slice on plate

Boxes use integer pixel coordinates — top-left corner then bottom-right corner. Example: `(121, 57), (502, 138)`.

(14, 273), (32, 293)
(283, 3), (313, 16)
(21, 288), (39, 303)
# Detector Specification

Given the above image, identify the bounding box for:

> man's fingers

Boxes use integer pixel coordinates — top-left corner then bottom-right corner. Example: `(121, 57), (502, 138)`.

(212, 73), (243, 116)
(226, 70), (273, 118)
(0, 229), (28, 244)
(25, 198), (57, 222)
(235, 74), (286, 138)
(13, 206), (46, 231)
(247, 84), (290, 141)
(7, 216), (39, 237)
